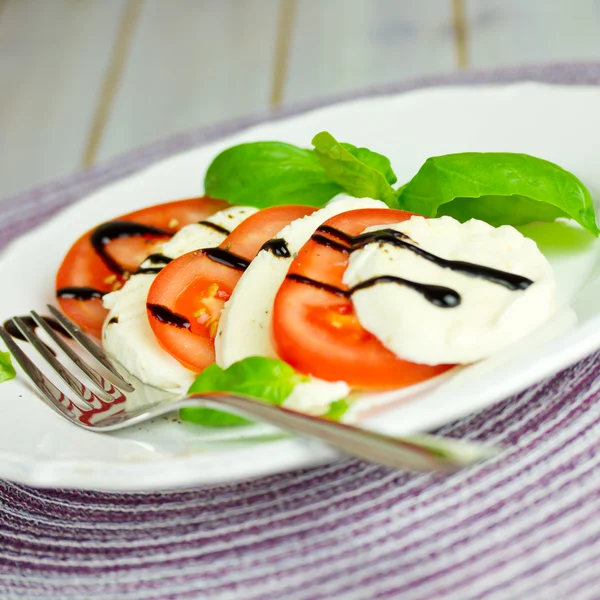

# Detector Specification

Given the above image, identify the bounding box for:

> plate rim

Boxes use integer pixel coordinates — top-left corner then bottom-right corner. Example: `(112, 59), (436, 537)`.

(3, 77), (600, 490)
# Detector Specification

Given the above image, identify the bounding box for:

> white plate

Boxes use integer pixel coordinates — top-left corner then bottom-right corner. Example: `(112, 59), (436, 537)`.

(2, 82), (600, 491)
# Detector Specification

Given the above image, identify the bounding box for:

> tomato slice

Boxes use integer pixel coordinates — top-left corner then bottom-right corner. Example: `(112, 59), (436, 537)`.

(147, 205), (316, 373)
(272, 208), (454, 389)
(56, 197), (228, 339)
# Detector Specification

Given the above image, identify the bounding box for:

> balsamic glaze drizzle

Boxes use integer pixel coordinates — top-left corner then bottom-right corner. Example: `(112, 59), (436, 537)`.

(60, 209), (533, 319)
(286, 274), (348, 298)
(198, 220), (231, 236)
(203, 248), (250, 271)
(56, 286), (105, 301)
(134, 267), (162, 276)
(286, 274), (460, 308)
(134, 253), (173, 275)
(145, 253), (173, 265)
(3, 316), (69, 355)
(313, 226), (533, 292)
(147, 303), (191, 329)
(353, 276), (460, 308)
(316, 225), (353, 244)
(310, 234), (350, 254)
(261, 238), (291, 258)
(58, 215), (236, 302)
(3, 316), (67, 342)
(90, 221), (171, 275)
(58, 221), (175, 301)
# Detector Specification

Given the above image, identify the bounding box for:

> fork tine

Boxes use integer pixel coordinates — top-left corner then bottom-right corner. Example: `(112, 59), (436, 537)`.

(46, 305), (134, 392)
(31, 311), (127, 402)
(0, 326), (83, 423)
(13, 316), (106, 409)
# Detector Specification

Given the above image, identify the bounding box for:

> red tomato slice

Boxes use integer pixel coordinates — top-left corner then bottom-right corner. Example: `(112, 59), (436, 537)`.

(56, 197), (228, 339)
(147, 205), (316, 373)
(272, 208), (454, 389)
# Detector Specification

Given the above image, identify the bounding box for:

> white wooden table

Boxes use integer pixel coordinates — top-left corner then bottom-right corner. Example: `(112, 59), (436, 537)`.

(1, 0), (599, 198)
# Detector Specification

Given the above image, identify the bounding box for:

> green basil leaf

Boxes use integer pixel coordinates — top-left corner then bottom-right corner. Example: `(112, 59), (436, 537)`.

(340, 143), (397, 185)
(397, 152), (599, 235)
(179, 406), (250, 427)
(204, 142), (343, 208)
(322, 398), (351, 422)
(181, 357), (308, 427)
(312, 132), (398, 207)
(0, 351), (16, 384)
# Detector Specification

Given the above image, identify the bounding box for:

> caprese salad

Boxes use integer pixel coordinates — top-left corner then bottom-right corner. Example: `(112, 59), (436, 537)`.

(41, 130), (598, 425)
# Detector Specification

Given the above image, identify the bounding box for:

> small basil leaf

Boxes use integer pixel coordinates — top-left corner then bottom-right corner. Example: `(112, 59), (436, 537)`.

(397, 152), (599, 235)
(179, 407), (250, 427)
(181, 357), (308, 427)
(340, 143), (397, 185)
(322, 398), (351, 422)
(312, 132), (398, 207)
(204, 142), (343, 209)
(0, 351), (16, 384)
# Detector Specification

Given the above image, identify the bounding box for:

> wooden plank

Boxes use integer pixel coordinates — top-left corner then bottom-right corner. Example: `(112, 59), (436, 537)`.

(283, 0), (456, 105)
(0, 0), (125, 197)
(465, 0), (600, 67)
(97, 0), (281, 163)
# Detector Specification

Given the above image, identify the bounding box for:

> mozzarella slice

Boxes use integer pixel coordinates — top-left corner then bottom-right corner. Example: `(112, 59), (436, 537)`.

(102, 205), (256, 393)
(343, 216), (557, 365)
(103, 274), (194, 393)
(283, 378), (350, 415)
(216, 195), (387, 367)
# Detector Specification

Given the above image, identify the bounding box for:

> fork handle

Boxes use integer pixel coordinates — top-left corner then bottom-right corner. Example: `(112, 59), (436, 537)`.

(184, 393), (492, 472)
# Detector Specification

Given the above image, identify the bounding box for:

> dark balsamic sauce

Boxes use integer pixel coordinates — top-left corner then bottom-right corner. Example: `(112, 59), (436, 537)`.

(286, 274), (348, 298)
(107, 316), (119, 326)
(316, 225), (353, 244)
(135, 267), (162, 275)
(203, 248), (250, 271)
(286, 274), (460, 308)
(90, 220), (171, 275)
(56, 286), (105, 301)
(198, 220), (231, 236)
(313, 226), (533, 292)
(134, 253), (173, 275)
(3, 316), (67, 342)
(352, 276), (460, 308)
(3, 316), (69, 355)
(261, 238), (291, 258)
(145, 253), (173, 265)
(310, 234), (350, 254)
(147, 304), (191, 329)
(58, 221), (175, 302)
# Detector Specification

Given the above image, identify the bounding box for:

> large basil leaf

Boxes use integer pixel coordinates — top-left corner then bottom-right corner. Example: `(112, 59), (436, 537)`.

(397, 153), (599, 235)
(312, 132), (398, 206)
(204, 142), (343, 208)
(181, 357), (308, 427)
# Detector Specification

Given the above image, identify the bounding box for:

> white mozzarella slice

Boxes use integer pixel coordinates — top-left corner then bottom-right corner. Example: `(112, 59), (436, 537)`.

(282, 378), (350, 415)
(102, 205), (256, 392)
(343, 216), (558, 365)
(103, 275), (195, 394)
(215, 195), (387, 367)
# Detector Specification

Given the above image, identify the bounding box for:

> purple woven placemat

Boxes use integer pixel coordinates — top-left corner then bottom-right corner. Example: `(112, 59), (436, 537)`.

(3, 64), (600, 600)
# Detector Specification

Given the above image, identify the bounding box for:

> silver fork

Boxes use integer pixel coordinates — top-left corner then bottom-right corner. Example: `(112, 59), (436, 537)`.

(0, 305), (495, 472)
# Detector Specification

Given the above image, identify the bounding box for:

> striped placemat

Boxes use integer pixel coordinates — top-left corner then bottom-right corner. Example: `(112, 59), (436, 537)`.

(2, 64), (600, 600)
